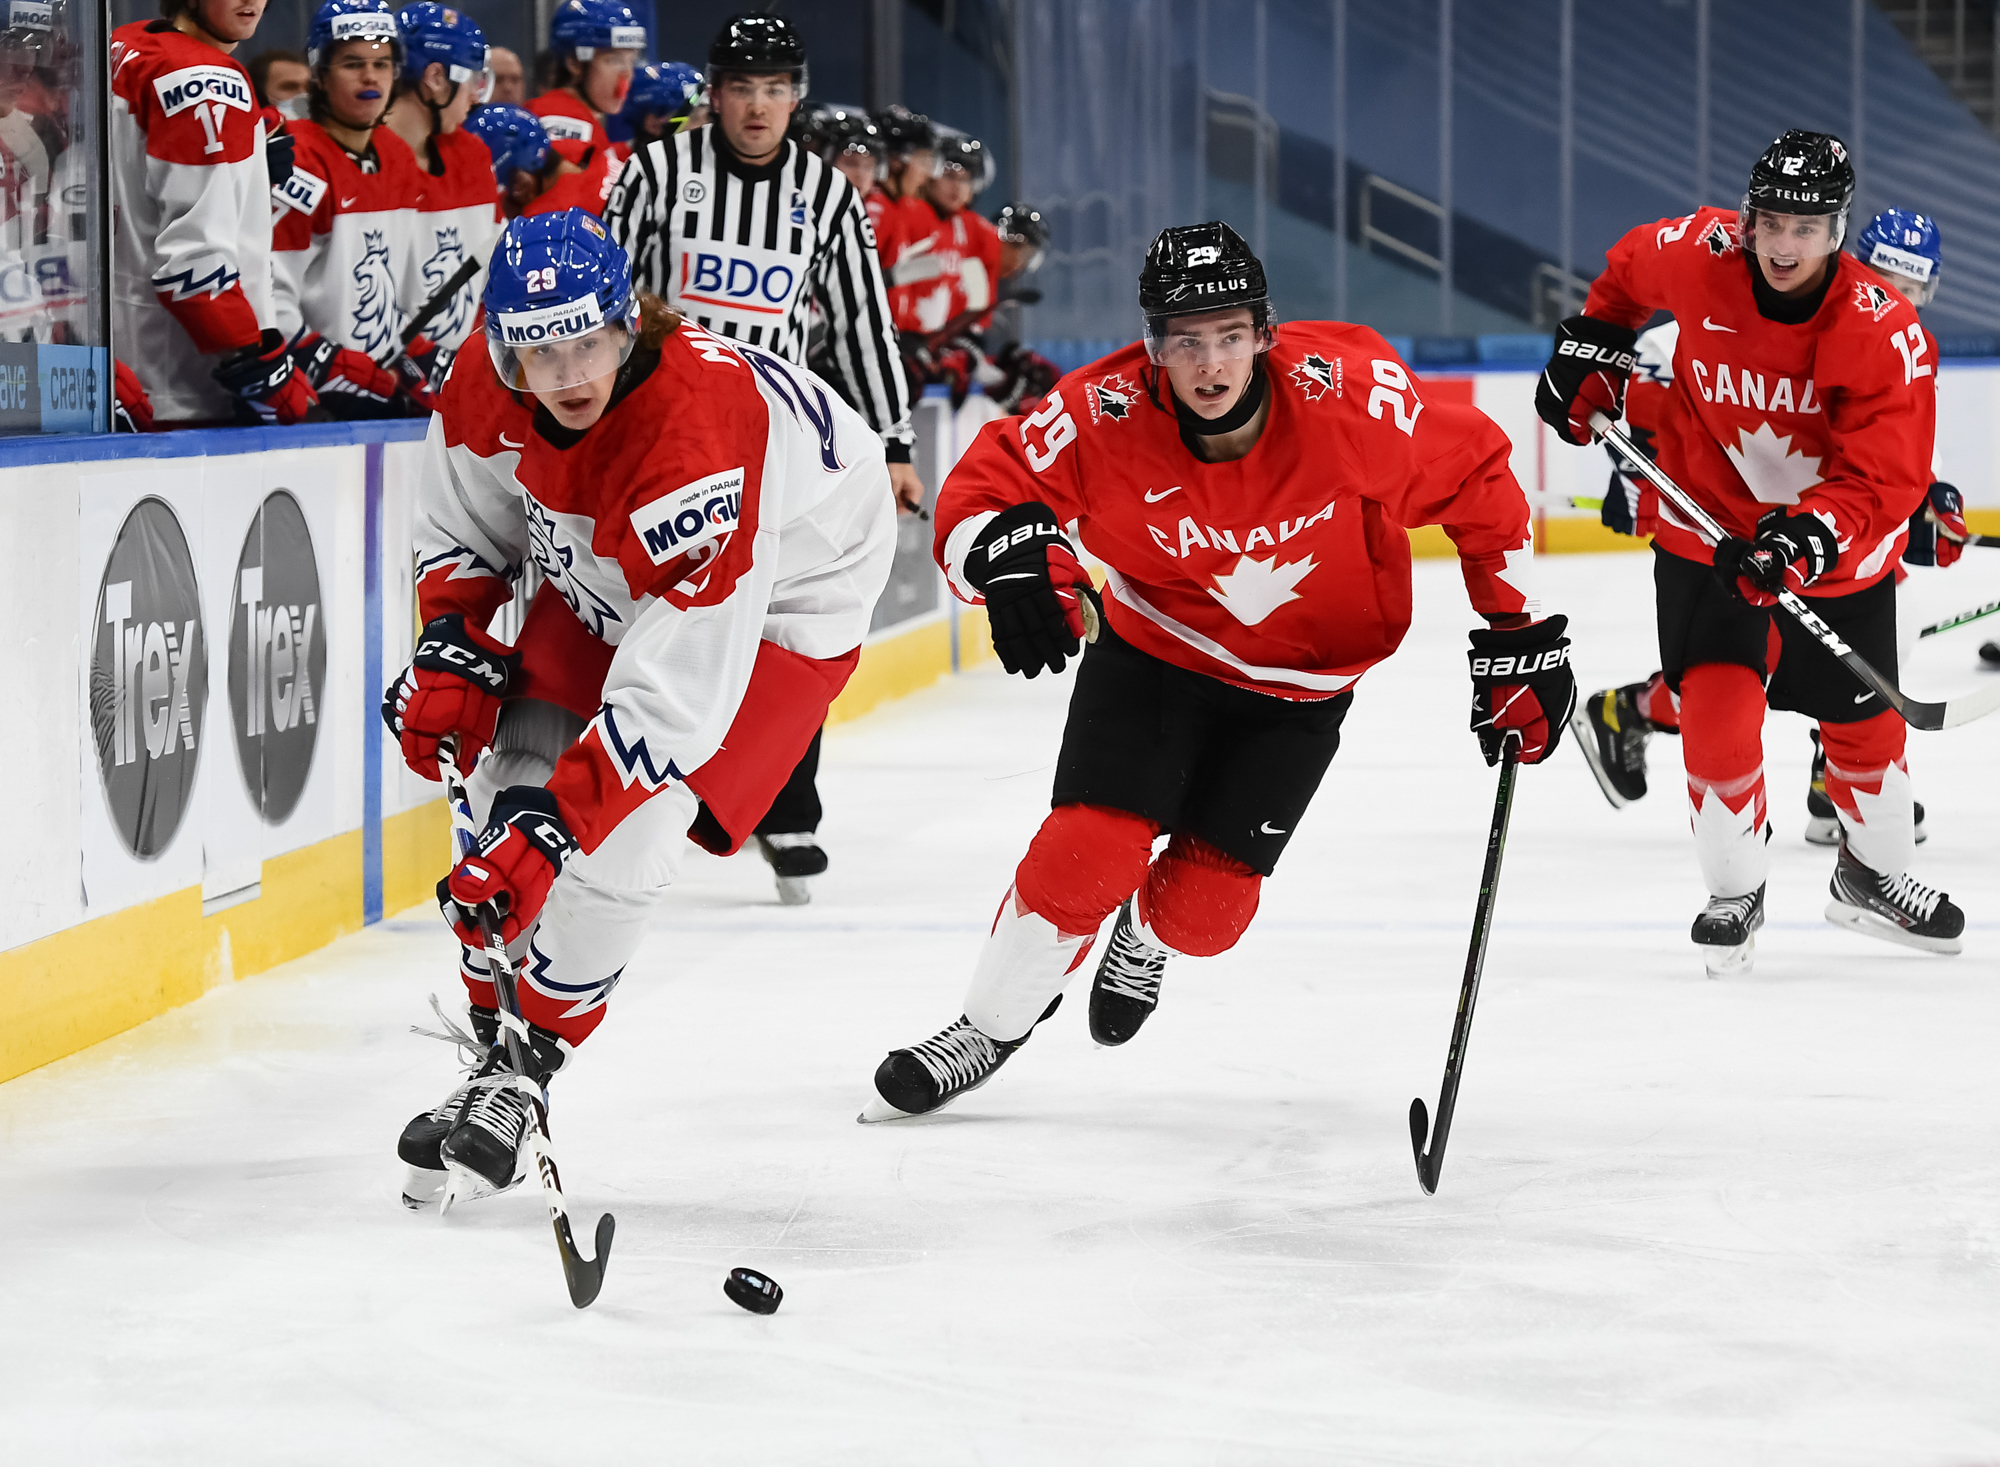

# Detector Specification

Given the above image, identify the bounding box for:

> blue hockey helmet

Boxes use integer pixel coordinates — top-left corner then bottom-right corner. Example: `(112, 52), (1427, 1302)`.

(395, 4), (491, 101)
(484, 210), (640, 393)
(1855, 208), (1943, 308)
(550, 0), (646, 60)
(306, 0), (403, 73)
(622, 61), (705, 129)
(465, 104), (550, 182)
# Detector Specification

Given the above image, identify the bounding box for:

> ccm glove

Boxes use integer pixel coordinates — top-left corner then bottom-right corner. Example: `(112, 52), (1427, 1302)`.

(382, 613), (522, 779)
(1535, 314), (1638, 446)
(213, 329), (319, 425)
(965, 501), (1094, 679)
(440, 787), (577, 946)
(1468, 615), (1575, 766)
(1905, 481), (1967, 569)
(290, 330), (400, 405)
(1711, 508), (1840, 607)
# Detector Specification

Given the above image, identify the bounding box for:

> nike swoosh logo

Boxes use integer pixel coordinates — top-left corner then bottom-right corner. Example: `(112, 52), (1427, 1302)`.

(1143, 486), (1182, 503)
(1854, 691), (1875, 703)
(1701, 316), (1736, 333)
(1259, 821), (1287, 835)
(340, 196), (357, 208)
(499, 433), (524, 449)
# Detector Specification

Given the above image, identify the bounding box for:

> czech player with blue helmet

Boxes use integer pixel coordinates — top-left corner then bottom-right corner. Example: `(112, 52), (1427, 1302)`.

(385, 209), (896, 1204)
(608, 60), (706, 147)
(1855, 209), (1942, 309)
(465, 103), (551, 210)
(531, 0), (646, 159)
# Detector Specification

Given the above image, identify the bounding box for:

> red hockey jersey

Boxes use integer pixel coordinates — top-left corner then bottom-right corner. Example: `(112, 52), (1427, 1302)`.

(528, 89), (615, 164)
(109, 20), (273, 420)
(935, 324), (1538, 700)
(522, 145), (618, 219)
(890, 202), (1004, 336)
(1585, 207), (1936, 593)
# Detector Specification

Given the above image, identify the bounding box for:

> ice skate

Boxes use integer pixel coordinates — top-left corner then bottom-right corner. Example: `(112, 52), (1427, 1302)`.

(397, 998), (567, 1210)
(1571, 682), (1653, 807)
(756, 832), (827, 906)
(1690, 885), (1764, 977)
(1825, 839), (1963, 955)
(1805, 733), (1925, 846)
(859, 996), (1061, 1122)
(1088, 899), (1170, 1046)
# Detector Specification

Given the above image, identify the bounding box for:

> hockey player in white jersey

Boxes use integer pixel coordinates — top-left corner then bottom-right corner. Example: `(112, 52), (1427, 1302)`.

(382, 210), (894, 1205)
(111, 0), (318, 425)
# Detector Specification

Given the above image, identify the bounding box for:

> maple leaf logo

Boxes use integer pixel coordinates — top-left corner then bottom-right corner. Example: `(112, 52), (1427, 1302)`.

(1290, 353), (1338, 401)
(1723, 422), (1823, 505)
(1089, 372), (1134, 423)
(1207, 553), (1316, 627)
(1853, 281), (1896, 321)
(1701, 220), (1738, 256)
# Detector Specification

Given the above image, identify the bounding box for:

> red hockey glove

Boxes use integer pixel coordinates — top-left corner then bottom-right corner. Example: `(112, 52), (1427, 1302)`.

(112, 359), (154, 433)
(1468, 615), (1575, 766)
(290, 330), (400, 405)
(1906, 481), (1967, 569)
(1712, 509), (1840, 607)
(213, 329), (320, 425)
(440, 787), (577, 946)
(382, 613), (522, 779)
(965, 502), (1093, 679)
(1535, 314), (1638, 446)
(396, 335), (452, 413)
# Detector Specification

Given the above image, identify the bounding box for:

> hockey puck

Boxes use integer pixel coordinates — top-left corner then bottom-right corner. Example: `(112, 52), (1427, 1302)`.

(724, 1266), (782, 1315)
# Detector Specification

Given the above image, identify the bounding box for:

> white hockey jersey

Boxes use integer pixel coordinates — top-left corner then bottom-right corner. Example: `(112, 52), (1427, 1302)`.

(403, 126), (502, 354)
(413, 317), (895, 850)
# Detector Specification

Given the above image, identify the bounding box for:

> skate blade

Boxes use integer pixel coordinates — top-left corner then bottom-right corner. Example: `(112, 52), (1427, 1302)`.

(774, 875), (812, 906)
(857, 1091), (919, 1124)
(438, 1158), (520, 1215)
(1803, 814), (1841, 846)
(401, 1163), (445, 1211)
(1569, 708), (1634, 809)
(1823, 900), (1963, 955)
(1698, 933), (1755, 978)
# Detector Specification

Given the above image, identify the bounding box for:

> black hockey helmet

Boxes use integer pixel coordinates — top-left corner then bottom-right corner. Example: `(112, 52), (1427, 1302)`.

(708, 12), (807, 97)
(934, 133), (993, 193)
(996, 202), (1048, 249)
(1138, 222), (1271, 361)
(1740, 129), (1854, 257)
(873, 103), (936, 157)
(806, 102), (881, 159)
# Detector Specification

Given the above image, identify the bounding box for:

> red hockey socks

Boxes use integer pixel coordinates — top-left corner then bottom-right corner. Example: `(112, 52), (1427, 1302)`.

(1014, 802), (1160, 937)
(1136, 835), (1262, 958)
(1817, 711), (1914, 875)
(1679, 662), (1768, 897)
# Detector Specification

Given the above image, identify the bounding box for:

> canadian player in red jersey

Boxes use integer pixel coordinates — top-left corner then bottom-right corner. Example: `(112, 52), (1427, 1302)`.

(110, 0), (318, 425)
(528, 0), (643, 163)
(890, 133), (1003, 336)
(270, 0), (426, 417)
(378, 3), (501, 406)
(383, 210), (894, 1205)
(857, 222), (1575, 1121)
(1537, 131), (1964, 972)
(865, 104), (937, 312)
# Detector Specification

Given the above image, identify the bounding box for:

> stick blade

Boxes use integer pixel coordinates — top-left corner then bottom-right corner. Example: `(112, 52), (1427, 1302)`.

(557, 1211), (616, 1309)
(1407, 1098), (1438, 1195)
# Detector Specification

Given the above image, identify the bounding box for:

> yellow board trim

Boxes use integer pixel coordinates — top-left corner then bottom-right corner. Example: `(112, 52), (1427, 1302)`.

(1966, 508), (2000, 536)
(382, 799), (450, 919)
(1409, 519), (1650, 560)
(828, 610), (982, 725)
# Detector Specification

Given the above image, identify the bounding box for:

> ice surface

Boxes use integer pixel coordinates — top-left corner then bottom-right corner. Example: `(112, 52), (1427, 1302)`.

(4, 553), (1998, 1465)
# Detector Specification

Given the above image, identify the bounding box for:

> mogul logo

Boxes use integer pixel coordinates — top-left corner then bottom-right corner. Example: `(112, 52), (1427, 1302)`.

(630, 469), (747, 566)
(229, 491), (325, 823)
(498, 294), (603, 344)
(153, 64), (253, 116)
(89, 498), (207, 859)
(273, 165), (328, 217)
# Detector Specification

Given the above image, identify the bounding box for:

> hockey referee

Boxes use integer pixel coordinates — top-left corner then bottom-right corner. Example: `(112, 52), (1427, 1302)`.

(603, 11), (916, 902)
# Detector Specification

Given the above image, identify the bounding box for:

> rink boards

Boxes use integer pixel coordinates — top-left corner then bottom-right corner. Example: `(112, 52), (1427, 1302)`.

(4, 361), (1997, 1085)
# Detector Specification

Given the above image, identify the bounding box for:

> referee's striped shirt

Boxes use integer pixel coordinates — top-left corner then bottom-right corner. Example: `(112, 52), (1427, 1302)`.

(604, 125), (915, 456)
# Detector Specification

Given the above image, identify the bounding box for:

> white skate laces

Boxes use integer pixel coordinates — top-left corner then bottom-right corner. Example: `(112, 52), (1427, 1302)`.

(1871, 869), (1944, 922)
(1097, 920), (1167, 1005)
(1703, 890), (1761, 926)
(909, 1020), (1000, 1092)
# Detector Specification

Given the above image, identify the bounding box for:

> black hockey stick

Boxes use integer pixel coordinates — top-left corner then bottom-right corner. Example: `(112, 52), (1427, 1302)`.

(438, 739), (615, 1309)
(400, 253), (483, 351)
(1918, 595), (2000, 640)
(1409, 736), (1520, 1195)
(1592, 414), (2000, 731)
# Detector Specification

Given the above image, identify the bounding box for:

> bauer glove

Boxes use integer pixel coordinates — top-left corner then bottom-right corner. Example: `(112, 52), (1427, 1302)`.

(440, 787), (577, 946)
(213, 329), (320, 426)
(382, 613), (522, 779)
(1535, 314), (1638, 446)
(1712, 508), (1839, 607)
(1467, 615), (1575, 766)
(965, 502), (1094, 679)
(1905, 481), (1967, 569)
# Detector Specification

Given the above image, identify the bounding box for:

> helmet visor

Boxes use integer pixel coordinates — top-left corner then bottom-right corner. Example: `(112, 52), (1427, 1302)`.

(1741, 204), (1846, 261)
(451, 62), (495, 104)
(488, 320), (637, 393)
(1143, 310), (1273, 367)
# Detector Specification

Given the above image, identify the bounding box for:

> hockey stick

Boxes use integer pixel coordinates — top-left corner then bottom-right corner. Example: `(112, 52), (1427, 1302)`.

(400, 253), (483, 351)
(1918, 595), (2000, 639)
(1591, 413), (2000, 731)
(437, 738), (615, 1309)
(1409, 735), (1520, 1196)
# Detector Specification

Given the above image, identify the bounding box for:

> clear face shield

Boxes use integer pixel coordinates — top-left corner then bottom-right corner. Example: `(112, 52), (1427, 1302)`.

(1739, 204), (1847, 262)
(1001, 236), (1046, 274)
(1143, 308), (1273, 368)
(451, 59), (495, 106)
(487, 303), (638, 395)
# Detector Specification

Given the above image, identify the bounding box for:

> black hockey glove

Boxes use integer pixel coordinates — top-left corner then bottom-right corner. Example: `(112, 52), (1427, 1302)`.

(1711, 508), (1839, 607)
(1468, 615), (1575, 766)
(1535, 314), (1638, 446)
(266, 128), (296, 190)
(965, 502), (1094, 679)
